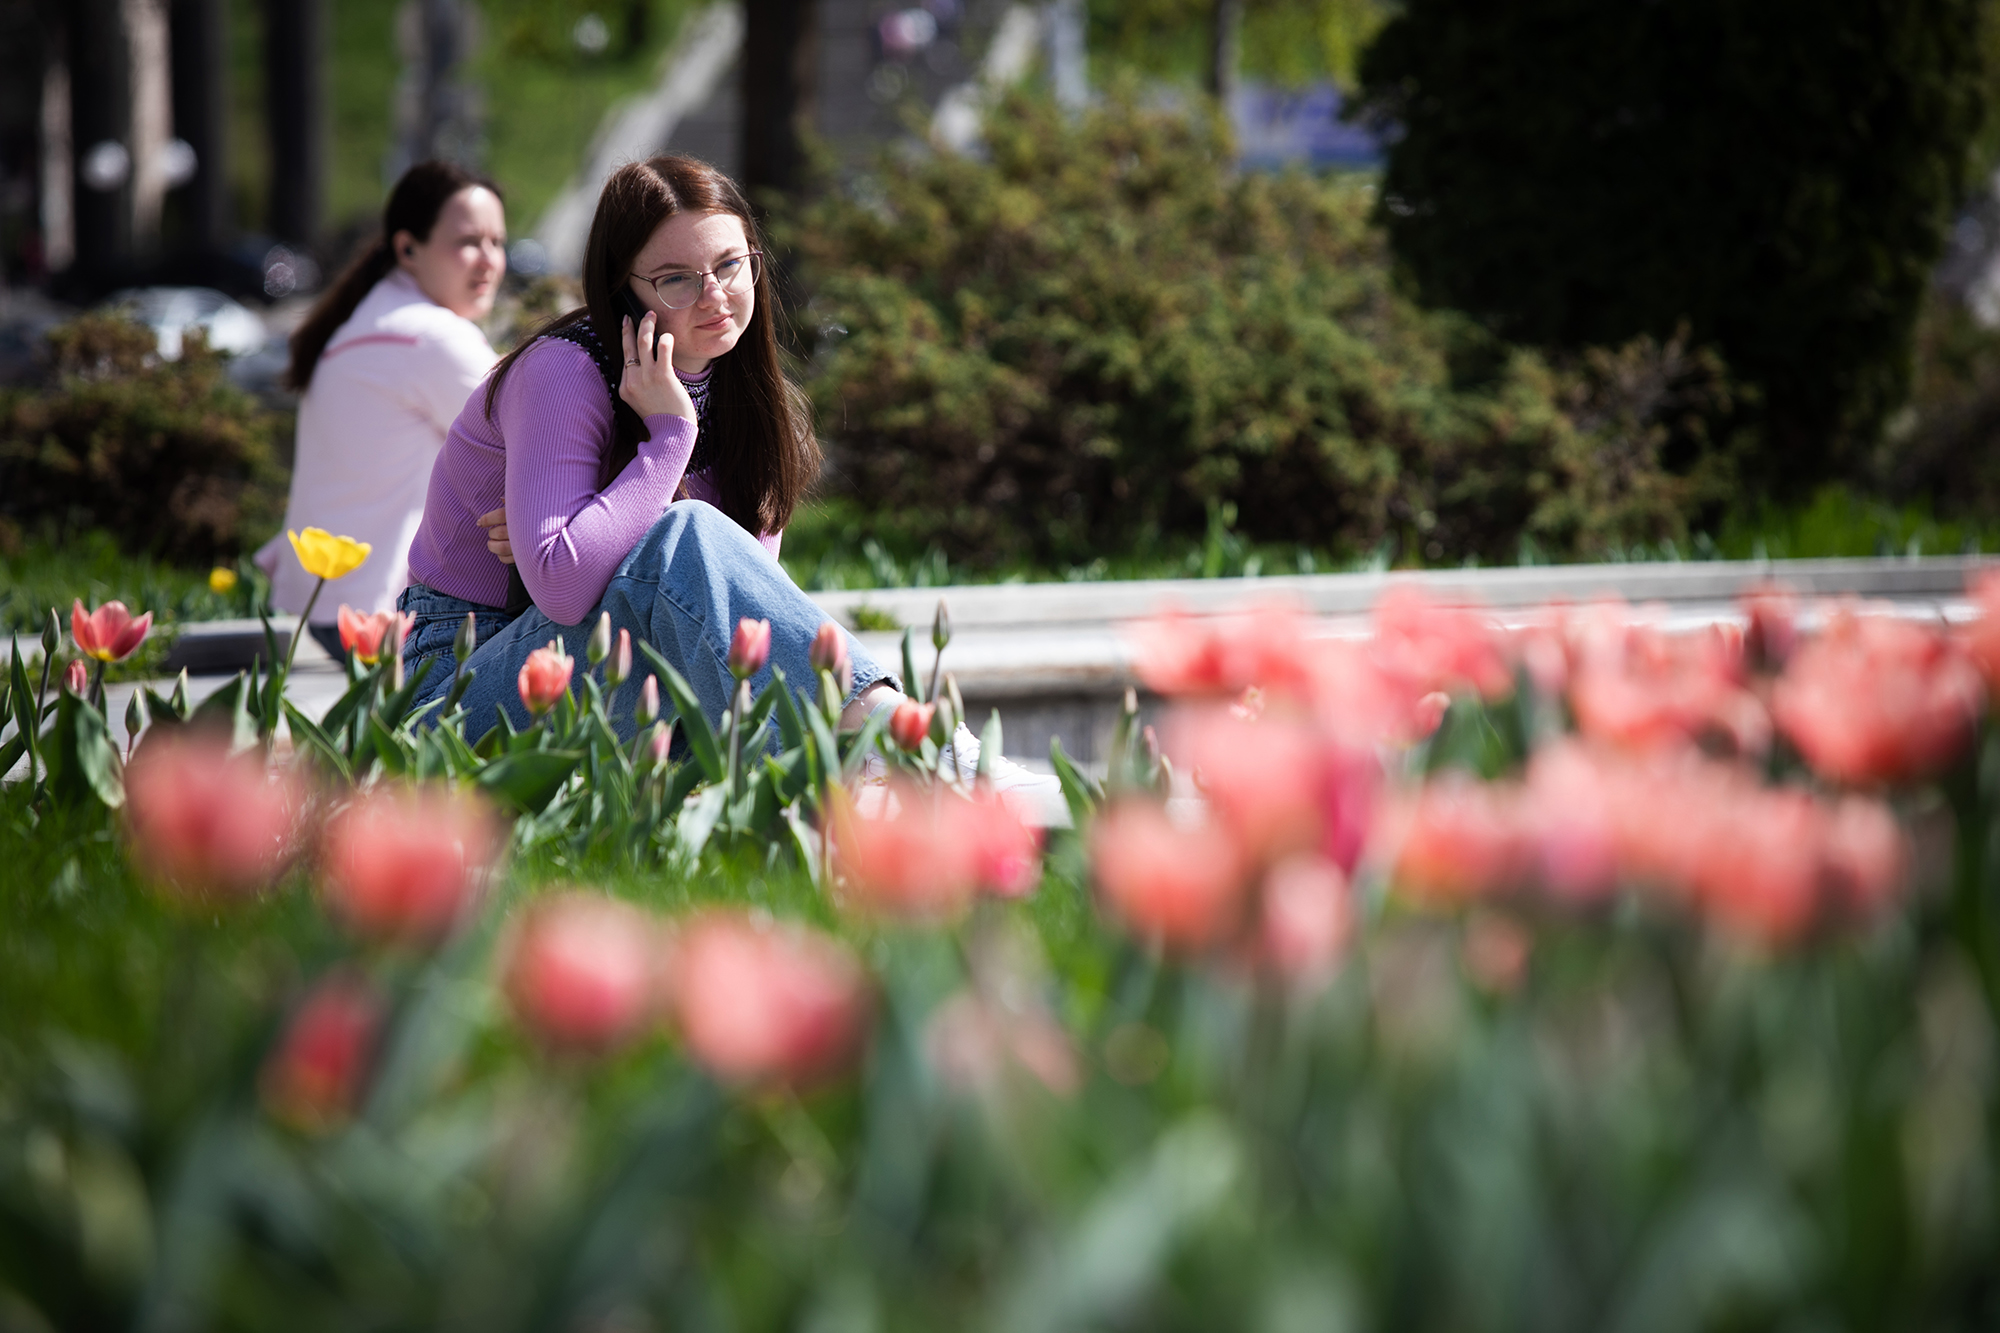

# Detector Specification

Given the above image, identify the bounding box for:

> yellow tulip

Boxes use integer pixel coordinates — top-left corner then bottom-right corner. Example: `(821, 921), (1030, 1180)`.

(288, 527), (371, 582)
(209, 566), (239, 593)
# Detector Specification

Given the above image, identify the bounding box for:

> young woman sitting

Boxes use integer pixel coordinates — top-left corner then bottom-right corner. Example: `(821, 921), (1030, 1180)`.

(398, 155), (1057, 812)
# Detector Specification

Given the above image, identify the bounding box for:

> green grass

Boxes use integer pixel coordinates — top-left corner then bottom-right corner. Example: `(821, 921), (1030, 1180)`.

(0, 533), (271, 679)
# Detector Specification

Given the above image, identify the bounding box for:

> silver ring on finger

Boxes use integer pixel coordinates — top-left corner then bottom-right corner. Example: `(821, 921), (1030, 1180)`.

(625, 358), (640, 366)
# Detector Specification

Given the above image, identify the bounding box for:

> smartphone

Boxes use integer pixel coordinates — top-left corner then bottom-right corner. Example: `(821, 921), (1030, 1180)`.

(614, 286), (665, 357)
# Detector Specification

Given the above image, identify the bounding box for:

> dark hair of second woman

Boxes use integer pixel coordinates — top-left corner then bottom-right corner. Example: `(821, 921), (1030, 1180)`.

(481, 155), (819, 539)
(285, 160), (499, 391)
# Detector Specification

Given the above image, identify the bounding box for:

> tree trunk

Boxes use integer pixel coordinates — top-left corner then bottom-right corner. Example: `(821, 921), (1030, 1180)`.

(266, 0), (325, 246)
(69, 0), (132, 283)
(169, 0), (230, 254)
(1208, 0), (1241, 108)
(740, 0), (816, 205)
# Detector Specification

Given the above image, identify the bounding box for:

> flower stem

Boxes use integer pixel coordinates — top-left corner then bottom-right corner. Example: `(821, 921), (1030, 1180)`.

(282, 577), (326, 684)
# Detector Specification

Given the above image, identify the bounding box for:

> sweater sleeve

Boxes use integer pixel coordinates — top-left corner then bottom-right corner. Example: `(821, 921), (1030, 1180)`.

(498, 340), (698, 624)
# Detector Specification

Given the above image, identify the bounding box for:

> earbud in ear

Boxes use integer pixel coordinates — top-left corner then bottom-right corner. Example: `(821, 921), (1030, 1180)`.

(403, 247), (415, 258)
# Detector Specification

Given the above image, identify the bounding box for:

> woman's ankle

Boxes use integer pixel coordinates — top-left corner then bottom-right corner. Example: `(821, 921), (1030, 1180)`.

(839, 682), (902, 732)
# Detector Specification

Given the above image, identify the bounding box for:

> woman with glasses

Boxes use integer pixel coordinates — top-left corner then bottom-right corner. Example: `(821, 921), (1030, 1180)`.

(397, 156), (912, 748)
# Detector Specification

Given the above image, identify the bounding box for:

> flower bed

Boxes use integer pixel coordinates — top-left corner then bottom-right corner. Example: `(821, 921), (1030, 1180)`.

(4, 569), (2000, 1329)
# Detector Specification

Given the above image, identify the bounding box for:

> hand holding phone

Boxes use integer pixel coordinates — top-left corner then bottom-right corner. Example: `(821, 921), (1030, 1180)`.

(615, 286), (697, 424)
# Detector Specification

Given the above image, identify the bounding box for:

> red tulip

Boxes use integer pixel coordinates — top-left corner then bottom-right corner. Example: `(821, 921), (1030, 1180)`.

(1820, 795), (1909, 920)
(320, 785), (500, 947)
(502, 892), (660, 1053)
(830, 782), (977, 918)
(728, 617), (771, 679)
(1771, 609), (1983, 785)
(63, 659), (87, 695)
(1741, 584), (1801, 671)
(888, 700), (935, 751)
(124, 732), (301, 902)
(71, 599), (152, 663)
(336, 605), (413, 665)
(518, 641), (574, 716)
(666, 911), (871, 1088)
(260, 973), (382, 1131)
(1687, 787), (1825, 945)
(1129, 604), (1320, 703)
(1090, 799), (1248, 950)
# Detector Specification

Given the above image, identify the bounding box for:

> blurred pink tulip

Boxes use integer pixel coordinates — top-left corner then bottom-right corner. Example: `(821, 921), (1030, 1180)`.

(925, 991), (1081, 1097)
(1170, 708), (1329, 864)
(1567, 613), (1768, 756)
(336, 605), (412, 665)
(1741, 584), (1801, 671)
(1461, 914), (1532, 993)
(1688, 787), (1824, 945)
(1250, 854), (1352, 983)
(1383, 775), (1527, 907)
(518, 641), (574, 716)
(71, 598), (152, 663)
(1091, 799), (1248, 950)
(502, 892), (660, 1053)
(1369, 586), (1513, 702)
(124, 732), (301, 902)
(830, 783), (976, 918)
(1771, 609), (1983, 784)
(260, 973), (382, 1131)
(1128, 605), (1320, 703)
(63, 659), (87, 695)
(1964, 569), (2000, 693)
(1522, 742), (1621, 902)
(1819, 795), (1909, 921)
(728, 617), (772, 679)
(667, 911), (870, 1088)
(888, 700), (935, 751)
(320, 785), (500, 947)
(957, 789), (1044, 898)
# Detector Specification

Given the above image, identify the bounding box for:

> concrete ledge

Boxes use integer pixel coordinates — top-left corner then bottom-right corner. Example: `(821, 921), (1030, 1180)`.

(810, 554), (1996, 633)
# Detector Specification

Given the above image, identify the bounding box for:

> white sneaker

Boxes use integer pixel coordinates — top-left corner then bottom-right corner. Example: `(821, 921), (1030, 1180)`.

(938, 725), (1072, 829)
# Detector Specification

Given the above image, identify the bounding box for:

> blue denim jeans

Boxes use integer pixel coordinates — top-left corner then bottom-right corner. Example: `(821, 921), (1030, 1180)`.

(399, 501), (890, 743)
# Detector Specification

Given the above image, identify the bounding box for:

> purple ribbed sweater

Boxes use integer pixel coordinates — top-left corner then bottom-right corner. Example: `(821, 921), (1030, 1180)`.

(406, 337), (781, 625)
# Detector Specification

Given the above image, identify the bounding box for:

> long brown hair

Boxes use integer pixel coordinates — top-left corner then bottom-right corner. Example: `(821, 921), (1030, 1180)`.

(482, 155), (819, 537)
(286, 160), (500, 390)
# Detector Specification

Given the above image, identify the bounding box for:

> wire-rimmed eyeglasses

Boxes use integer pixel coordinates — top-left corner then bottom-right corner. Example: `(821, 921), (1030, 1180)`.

(635, 251), (763, 310)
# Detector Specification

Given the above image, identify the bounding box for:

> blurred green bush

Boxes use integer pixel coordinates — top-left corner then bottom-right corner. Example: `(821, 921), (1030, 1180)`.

(0, 314), (286, 567)
(1353, 0), (1989, 491)
(791, 91), (1741, 570)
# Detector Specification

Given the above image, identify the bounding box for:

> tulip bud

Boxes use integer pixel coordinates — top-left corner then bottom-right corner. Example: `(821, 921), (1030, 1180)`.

(810, 621), (848, 676)
(588, 611), (612, 666)
(932, 598), (951, 652)
(42, 606), (60, 657)
(125, 687), (149, 741)
(889, 700), (935, 751)
(64, 659), (87, 695)
(607, 628), (632, 689)
(454, 611), (478, 663)
(728, 618), (772, 680)
(644, 720), (672, 769)
(636, 674), (660, 727)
